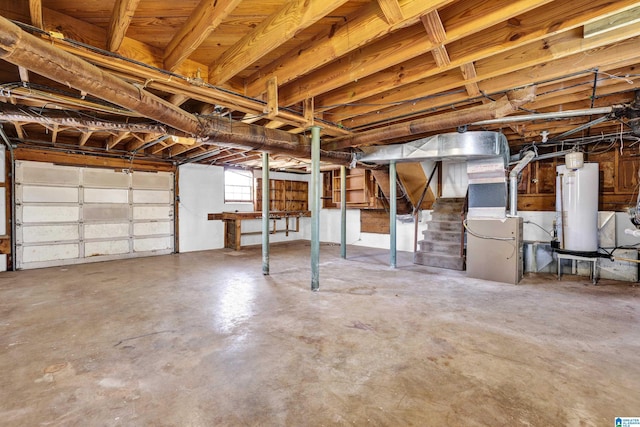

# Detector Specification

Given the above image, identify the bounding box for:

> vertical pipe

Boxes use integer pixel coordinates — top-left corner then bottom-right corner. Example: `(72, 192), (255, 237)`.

(310, 126), (321, 291)
(340, 165), (347, 259)
(262, 153), (270, 275)
(389, 160), (397, 268)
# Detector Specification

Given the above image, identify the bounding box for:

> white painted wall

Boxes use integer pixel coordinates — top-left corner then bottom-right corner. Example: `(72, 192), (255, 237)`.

(441, 161), (468, 198)
(178, 164), (311, 252)
(319, 206), (432, 253)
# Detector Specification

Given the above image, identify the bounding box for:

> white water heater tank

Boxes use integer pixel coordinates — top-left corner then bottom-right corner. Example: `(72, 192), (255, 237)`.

(556, 163), (599, 252)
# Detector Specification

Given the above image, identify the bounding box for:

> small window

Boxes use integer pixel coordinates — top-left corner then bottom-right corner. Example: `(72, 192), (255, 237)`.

(224, 169), (254, 203)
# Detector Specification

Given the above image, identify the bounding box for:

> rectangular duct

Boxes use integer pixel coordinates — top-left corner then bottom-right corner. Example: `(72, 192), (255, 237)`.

(467, 157), (507, 219)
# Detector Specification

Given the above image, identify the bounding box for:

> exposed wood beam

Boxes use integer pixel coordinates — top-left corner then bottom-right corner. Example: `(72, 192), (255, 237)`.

(583, 4), (640, 38)
(150, 140), (173, 155)
(29, 0), (43, 29)
(377, 0), (404, 25)
(308, 0), (633, 112)
(13, 123), (24, 139)
(277, 0), (555, 107)
(421, 10), (450, 67)
(164, 0), (242, 72)
(460, 62), (481, 97)
(208, 0), (350, 85)
(431, 46), (451, 67)
(304, 98), (314, 127)
(18, 66), (29, 83)
(421, 10), (447, 44)
(325, 87), (535, 150)
(265, 121), (285, 129)
(241, 113), (263, 124)
(50, 123), (59, 144)
(126, 133), (165, 152)
(107, 0), (141, 52)
(244, 0), (456, 97)
(42, 7), (206, 83)
(265, 76), (278, 119)
(167, 93), (190, 107)
(344, 39), (640, 129)
(0, 16), (351, 163)
(38, 7), (349, 137)
(106, 131), (131, 149)
(327, 21), (640, 123)
(169, 143), (203, 158)
(78, 131), (93, 146)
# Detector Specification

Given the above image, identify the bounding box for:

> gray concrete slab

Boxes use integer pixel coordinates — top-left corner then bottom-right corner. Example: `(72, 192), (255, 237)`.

(0, 241), (638, 426)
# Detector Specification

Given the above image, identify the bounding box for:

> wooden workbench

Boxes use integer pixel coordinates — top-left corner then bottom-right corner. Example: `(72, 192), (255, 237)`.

(208, 211), (311, 250)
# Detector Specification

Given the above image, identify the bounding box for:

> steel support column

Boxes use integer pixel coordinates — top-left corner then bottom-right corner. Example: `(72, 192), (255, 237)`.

(389, 160), (397, 268)
(311, 126), (321, 291)
(340, 165), (347, 259)
(262, 153), (269, 275)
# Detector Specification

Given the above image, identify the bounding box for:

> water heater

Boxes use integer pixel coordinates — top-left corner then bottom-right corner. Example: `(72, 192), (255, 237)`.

(555, 162), (599, 252)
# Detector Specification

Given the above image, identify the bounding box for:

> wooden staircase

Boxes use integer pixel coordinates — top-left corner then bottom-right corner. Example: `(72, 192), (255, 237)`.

(414, 198), (465, 270)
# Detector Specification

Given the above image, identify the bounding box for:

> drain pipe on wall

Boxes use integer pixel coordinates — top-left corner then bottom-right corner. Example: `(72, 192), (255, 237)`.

(0, 125), (16, 271)
(509, 150), (536, 217)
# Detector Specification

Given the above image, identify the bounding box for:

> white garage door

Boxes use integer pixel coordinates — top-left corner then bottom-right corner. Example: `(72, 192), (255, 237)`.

(15, 161), (174, 269)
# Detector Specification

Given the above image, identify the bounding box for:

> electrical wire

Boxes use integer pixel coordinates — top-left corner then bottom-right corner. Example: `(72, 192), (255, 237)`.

(523, 220), (553, 237)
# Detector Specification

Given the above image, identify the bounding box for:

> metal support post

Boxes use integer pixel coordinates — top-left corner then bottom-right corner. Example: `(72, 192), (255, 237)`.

(340, 165), (347, 259)
(311, 126), (321, 291)
(390, 160), (397, 268)
(262, 153), (269, 275)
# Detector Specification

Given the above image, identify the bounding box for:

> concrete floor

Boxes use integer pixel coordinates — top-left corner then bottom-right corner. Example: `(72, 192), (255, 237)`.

(0, 241), (639, 426)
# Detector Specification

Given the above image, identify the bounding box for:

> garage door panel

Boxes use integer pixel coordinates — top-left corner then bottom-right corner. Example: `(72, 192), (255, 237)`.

(134, 237), (172, 252)
(84, 204), (130, 221)
(133, 206), (171, 220)
(83, 169), (130, 188)
(22, 205), (80, 223)
(133, 189), (170, 204)
(84, 188), (129, 204)
(134, 222), (171, 236)
(85, 240), (130, 257)
(22, 186), (78, 203)
(84, 223), (130, 239)
(16, 161), (174, 269)
(19, 163), (79, 185)
(22, 244), (79, 263)
(22, 225), (79, 243)
(133, 172), (172, 189)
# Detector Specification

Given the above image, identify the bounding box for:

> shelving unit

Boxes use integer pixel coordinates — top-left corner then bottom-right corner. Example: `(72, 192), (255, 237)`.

(330, 168), (381, 208)
(255, 178), (308, 212)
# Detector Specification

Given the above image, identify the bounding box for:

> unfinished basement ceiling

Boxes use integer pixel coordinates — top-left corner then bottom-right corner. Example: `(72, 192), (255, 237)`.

(1, 0), (640, 170)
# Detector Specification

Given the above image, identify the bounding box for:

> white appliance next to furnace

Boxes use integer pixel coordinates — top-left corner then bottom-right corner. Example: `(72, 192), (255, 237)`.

(555, 157), (599, 253)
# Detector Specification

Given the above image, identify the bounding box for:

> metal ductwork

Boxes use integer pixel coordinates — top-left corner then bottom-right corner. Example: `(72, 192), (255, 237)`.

(357, 131), (509, 165)
(508, 150), (536, 217)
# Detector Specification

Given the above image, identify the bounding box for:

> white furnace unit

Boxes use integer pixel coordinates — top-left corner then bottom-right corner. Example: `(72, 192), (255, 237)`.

(466, 217), (524, 285)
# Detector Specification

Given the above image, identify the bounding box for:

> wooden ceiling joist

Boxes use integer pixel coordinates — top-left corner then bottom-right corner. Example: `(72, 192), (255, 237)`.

(107, 0), (141, 52)
(106, 131), (131, 150)
(164, 0), (243, 72)
(277, 0), (553, 108)
(326, 87), (536, 150)
(314, 0), (639, 117)
(207, 0), (351, 85)
(243, 0), (455, 97)
(28, 0), (43, 29)
(0, 15), (353, 163)
(377, 0), (404, 25)
(331, 24), (640, 125)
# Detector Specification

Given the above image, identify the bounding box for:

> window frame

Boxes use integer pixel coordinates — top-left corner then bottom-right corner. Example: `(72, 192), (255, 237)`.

(224, 168), (254, 203)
